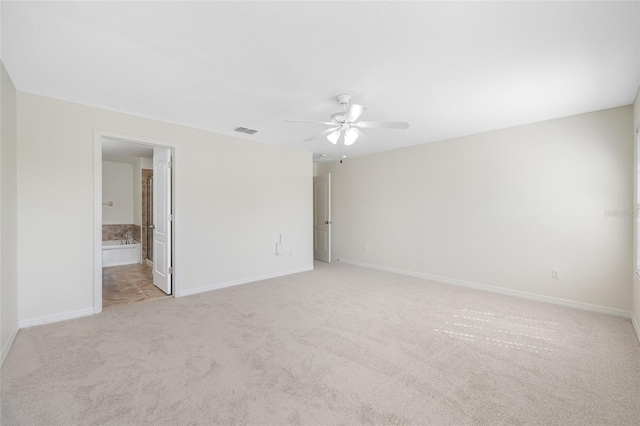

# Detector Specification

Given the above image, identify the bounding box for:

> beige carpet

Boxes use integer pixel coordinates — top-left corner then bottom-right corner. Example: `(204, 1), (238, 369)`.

(2, 261), (639, 425)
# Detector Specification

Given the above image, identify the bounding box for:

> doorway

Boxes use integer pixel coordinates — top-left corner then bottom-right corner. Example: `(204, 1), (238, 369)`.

(143, 171), (153, 265)
(313, 173), (331, 263)
(94, 132), (175, 313)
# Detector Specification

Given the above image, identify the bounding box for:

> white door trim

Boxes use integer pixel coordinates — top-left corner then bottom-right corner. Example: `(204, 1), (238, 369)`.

(93, 130), (177, 314)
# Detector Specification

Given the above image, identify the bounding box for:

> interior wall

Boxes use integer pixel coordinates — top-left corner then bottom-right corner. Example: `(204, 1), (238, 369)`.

(1, 61), (19, 365)
(17, 92), (313, 323)
(102, 161), (134, 225)
(318, 106), (633, 312)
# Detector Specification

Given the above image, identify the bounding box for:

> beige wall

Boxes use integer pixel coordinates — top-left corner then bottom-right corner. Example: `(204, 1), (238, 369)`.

(17, 92), (313, 323)
(1, 61), (19, 365)
(102, 161), (134, 225)
(319, 106), (633, 312)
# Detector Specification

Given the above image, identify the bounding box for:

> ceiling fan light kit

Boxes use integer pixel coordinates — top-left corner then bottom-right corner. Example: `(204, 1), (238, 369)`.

(285, 94), (409, 152)
(327, 128), (341, 144)
(343, 128), (358, 146)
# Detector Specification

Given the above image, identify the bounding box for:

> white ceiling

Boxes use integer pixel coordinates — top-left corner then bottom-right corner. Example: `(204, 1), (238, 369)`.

(2, 1), (639, 161)
(102, 139), (154, 164)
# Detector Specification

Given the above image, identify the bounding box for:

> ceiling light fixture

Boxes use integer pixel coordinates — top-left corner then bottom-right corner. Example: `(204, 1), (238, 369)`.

(343, 128), (358, 146)
(327, 128), (341, 144)
(287, 94), (409, 150)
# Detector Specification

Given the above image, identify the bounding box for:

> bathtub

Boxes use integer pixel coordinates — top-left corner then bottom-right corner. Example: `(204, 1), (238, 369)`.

(102, 240), (141, 267)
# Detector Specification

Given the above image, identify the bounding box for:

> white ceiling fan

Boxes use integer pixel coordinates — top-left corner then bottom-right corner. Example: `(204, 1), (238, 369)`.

(286, 94), (409, 146)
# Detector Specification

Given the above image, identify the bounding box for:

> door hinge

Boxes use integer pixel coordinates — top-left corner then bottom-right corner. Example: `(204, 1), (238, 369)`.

(168, 161), (172, 169)
(168, 267), (173, 274)
(168, 213), (173, 221)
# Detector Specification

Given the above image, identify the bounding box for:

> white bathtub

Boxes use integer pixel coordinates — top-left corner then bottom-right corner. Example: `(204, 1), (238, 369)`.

(102, 240), (141, 267)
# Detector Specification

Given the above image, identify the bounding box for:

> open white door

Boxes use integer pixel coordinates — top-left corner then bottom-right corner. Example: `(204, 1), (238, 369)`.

(152, 147), (172, 294)
(313, 173), (331, 263)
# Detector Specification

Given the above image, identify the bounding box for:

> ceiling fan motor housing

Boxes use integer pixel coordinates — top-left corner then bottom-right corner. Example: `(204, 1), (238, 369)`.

(331, 95), (353, 124)
(330, 112), (346, 123)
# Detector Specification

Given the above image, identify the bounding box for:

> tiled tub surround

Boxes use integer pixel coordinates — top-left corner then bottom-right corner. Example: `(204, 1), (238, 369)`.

(102, 224), (141, 242)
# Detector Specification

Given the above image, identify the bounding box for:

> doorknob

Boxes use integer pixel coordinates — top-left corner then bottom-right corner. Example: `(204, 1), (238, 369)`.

(150, 225), (155, 229)
(324, 220), (332, 225)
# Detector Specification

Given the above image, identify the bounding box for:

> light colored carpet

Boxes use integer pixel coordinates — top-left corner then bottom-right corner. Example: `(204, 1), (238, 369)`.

(2, 261), (639, 425)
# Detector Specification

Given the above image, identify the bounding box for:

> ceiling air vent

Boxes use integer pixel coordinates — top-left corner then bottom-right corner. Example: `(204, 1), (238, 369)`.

(234, 126), (258, 135)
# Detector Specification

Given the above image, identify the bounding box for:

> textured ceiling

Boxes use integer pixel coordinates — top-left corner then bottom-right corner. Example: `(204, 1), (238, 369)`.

(102, 139), (154, 164)
(2, 1), (639, 161)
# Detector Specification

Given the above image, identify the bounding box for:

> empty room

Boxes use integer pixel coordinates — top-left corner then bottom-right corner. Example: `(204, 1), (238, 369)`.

(1, 1), (640, 425)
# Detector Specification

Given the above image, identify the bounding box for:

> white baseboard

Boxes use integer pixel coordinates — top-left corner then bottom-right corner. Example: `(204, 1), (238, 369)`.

(19, 307), (95, 329)
(1, 326), (19, 368)
(338, 258), (632, 319)
(177, 265), (314, 298)
(632, 314), (640, 344)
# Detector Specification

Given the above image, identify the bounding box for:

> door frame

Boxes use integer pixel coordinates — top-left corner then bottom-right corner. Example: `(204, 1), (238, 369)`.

(313, 173), (331, 263)
(93, 130), (177, 314)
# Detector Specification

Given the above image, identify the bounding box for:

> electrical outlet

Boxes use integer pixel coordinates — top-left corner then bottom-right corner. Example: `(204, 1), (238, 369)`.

(362, 245), (368, 253)
(288, 250), (293, 257)
(275, 242), (284, 256)
(551, 269), (559, 279)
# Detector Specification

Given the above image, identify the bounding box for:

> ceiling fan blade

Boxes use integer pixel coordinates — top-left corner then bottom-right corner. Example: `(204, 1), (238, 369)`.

(353, 128), (366, 139)
(303, 127), (339, 142)
(344, 104), (367, 122)
(354, 121), (410, 129)
(285, 120), (335, 125)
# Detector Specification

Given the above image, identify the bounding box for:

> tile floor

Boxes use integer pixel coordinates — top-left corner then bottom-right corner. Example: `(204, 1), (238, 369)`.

(102, 263), (170, 309)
